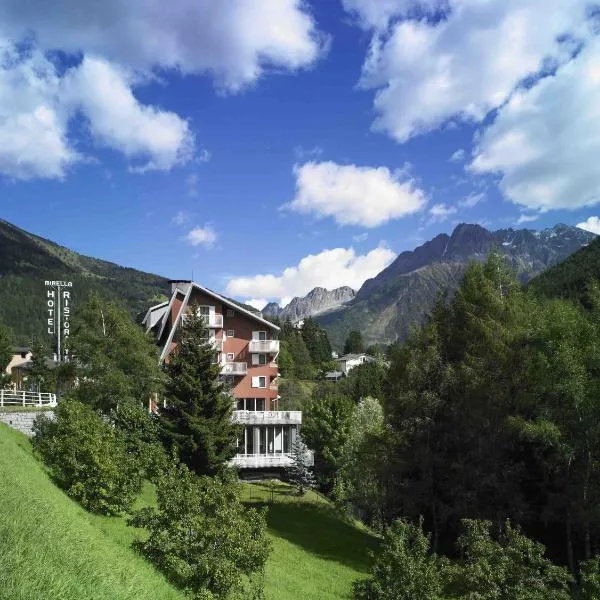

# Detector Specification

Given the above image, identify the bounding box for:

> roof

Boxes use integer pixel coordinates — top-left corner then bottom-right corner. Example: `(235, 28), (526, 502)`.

(141, 301), (169, 326)
(12, 346), (31, 354)
(337, 353), (372, 361)
(325, 371), (344, 378)
(158, 281), (279, 363)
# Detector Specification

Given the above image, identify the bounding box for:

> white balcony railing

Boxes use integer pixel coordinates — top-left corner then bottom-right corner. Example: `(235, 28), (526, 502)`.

(0, 390), (57, 407)
(249, 339), (280, 353)
(232, 410), (302, 425)
(221, 362), (248, 376)
(202, 314), (223, 328)
(229, 450), (314, 469)
(210, 338), (224, 352)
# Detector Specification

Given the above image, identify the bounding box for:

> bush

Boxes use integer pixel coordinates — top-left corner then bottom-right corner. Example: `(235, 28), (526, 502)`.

(110, 401), (168, 482)
(130, 463), (270, 600)
(353, 518), (444, 600)
(580, 556), (600, 600)
(32, 399), (142, 515)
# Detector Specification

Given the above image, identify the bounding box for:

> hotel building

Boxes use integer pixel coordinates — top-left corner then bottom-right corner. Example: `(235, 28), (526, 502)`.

(143, 281), (306, 472)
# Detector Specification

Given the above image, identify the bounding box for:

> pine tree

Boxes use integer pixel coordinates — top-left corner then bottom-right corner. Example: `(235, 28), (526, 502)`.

(344, 330), (364, 355)
(0, 323), (13, 387)
(28, 339), (53, 393)
(287, 435), (316, 495)
(302, 317), (333, 366)
(160, 305), (238, 476)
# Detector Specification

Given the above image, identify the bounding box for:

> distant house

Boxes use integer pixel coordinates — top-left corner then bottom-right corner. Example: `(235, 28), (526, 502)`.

(335, 353), (374, 375)
(324, 370), (344, 383)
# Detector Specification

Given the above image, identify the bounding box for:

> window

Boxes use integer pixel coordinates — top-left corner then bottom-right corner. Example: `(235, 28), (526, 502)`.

(227, 309), (235, 318)
(227, 329), (235, 338)
(253, 330), (267, 341)
(237, 399), (244, 410)
(251, 376), (267, 388)
(256, 398), (265, 411)
(246, 398), (256, 411)
(197, 305), (210, 316)
(226, 352), (235, 361)
(251, 353), (267, 366)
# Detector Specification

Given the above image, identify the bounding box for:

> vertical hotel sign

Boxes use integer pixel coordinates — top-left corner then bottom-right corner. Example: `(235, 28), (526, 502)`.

(45, 280), (73, 361)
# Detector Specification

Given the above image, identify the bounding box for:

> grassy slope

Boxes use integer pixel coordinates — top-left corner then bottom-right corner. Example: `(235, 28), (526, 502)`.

(0, 424), (184, 600)
(1, 424), (377, 600)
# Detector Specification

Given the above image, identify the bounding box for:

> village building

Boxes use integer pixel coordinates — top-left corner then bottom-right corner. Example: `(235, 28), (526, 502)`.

(143, 280), (308, 474)
(335, 352), (375, 375)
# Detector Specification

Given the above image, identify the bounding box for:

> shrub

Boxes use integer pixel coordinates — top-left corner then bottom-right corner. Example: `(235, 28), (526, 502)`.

(579, 556), (600, 600)
(130, 463), (270, 600)
(110, 401), (168, 482)
(32, 399), (142, 514)
(353, 518), (444, 600)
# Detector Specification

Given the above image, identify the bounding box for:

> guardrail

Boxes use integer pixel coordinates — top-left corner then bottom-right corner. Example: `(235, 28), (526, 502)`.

(0, 390), (57, 407)
(232, 410), (302, 425)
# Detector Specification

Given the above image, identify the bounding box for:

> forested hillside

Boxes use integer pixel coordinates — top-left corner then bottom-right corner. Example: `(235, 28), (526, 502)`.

(0, 219), (170, 344)
(529, 235), (600, 302)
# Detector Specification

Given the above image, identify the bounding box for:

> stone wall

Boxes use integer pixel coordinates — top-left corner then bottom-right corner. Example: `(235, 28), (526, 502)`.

(0, 410), (54, 436)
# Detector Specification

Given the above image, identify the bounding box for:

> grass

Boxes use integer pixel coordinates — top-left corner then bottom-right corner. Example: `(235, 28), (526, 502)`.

(242, 482), (379, 600)
(0, 424), (184, 600)
(0, 424), (378, 600)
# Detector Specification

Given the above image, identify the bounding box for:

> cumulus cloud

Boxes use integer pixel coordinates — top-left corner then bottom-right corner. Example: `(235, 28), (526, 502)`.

(246, 298), (269, 311)
(225, 245), (396, 303)
(342, 0), (446, 30)
(353, 0), (590, 142)
(577, 216), (600, 235)
(0, 45), (193, 179)
(470, 37), (600, 211)
(64, 56), (193, 171)
(286, 161), (426, 227)
(186, 224), (217, 248)
(0, 0), (325, 93)
(0, 44), (77, 180)
(428, 203), (457, 222)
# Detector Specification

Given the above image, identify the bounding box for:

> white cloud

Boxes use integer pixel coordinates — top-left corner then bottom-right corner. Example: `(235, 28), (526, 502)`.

(342, 0), (446, 30)
(0, 0), (325, 93)
(449, 149), (465, 163)
(577, 216), (600, 235)
(458, 192), (485, 209)
(470, 37), (600, 211)
(186, 173), (199, 197)
(354, 0), (591, 142)
(246, 298), (269, 311)
(186, 224), (217, 248)
(516, 214), (539, 225)
(353, 232), (369, 242)
(0, 44), (77, 180)
(64, 56), (193, 171)
(428, 203), (457, 222)
(0, 45), (193, 180)
(286, 161), (426, 227)
(225, 245), (396, 303)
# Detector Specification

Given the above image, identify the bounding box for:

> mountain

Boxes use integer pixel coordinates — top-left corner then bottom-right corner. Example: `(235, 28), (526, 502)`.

(529, 235), (600, 303)
(0, 218), (171, 344)
(262, 286), (355, 322)
(318, 223), (596, 349)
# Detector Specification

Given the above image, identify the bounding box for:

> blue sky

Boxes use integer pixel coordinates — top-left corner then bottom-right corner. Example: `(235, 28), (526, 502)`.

(1, 0), (600, 308)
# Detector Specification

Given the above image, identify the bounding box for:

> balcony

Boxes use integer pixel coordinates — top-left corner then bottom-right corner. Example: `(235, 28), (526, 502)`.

(210, 338), (224, 352)
(221, 362), (247, 376)
(201, 314), (223, 328)
(229, 450), (314, 469)
(232, 410), (302, 425)
(249, 339), (280, 353)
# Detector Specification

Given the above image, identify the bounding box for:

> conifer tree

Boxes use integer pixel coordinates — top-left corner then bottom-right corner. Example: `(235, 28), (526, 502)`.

(160, 306), (238, 476)
(344, 330), (364, 355)
(0, 323), (13, 387)
(287, 435), (316, 495)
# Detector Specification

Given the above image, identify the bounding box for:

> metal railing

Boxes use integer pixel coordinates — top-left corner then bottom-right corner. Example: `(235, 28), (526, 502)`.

(221, 362), (248, 375)
(232, 410), (302, 425)
(0, 390), (57, 407)
(249, 339), (280, 353)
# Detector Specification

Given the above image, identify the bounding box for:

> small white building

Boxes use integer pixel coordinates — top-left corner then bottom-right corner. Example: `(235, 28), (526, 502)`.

(335, 353), (374, 375)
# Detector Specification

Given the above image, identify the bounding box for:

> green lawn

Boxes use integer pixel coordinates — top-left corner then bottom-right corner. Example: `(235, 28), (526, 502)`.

(0, 424), (184, 600)
(0, 424), (378, 600)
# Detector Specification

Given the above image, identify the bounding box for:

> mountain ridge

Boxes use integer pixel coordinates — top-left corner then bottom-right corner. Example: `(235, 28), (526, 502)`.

(318, 223), (596, 349)
(263, 286), (355, 322)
